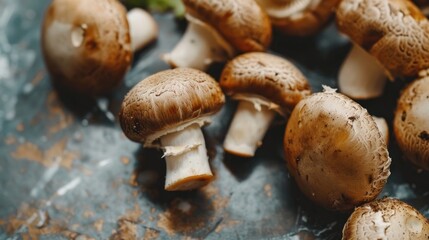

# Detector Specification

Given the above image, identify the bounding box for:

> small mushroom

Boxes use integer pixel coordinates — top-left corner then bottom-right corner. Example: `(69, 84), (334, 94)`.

(41, 0), (158, 95)
(220, 52), (311, 157)
(342, 198), (429, 240)
(163, 0), (272, 71)
(336, 0), (429, 99)
(255, 0), (341, 36)
(284, 87), (391, 211)
(119, 68), (224, 191)
(394, 76), (429, 170)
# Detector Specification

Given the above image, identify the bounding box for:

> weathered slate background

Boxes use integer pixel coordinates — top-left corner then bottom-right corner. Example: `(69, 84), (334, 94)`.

(1, 0), (428, 239)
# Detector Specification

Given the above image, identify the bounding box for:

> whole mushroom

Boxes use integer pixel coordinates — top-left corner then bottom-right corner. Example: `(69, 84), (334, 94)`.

(41, 0), (158, 96)
(163, 0), (272, 71)
(342, 198), (429, 240)
(394, 76), (429, 170)
(255, 0), (341, 36)
(284, 87), (391, 211)
(336, 0), (429, 99)
(119, 68), (225, 191)
(220, 52), (311, 157)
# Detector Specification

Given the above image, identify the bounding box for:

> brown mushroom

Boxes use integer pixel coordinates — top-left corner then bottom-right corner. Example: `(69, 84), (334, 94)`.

(342, 198), (429, 240)
(373, 116), (389, 146)
(336, 0), (429, 99)
(394, 76), (429, 170)
(41, 0), (158, 96)
(163, 0), (272, 71)
(255, 0), (341, 36)
(119, 68), (224, 191)
(220, 52), (311, 157)
(284, 87), (391, 211)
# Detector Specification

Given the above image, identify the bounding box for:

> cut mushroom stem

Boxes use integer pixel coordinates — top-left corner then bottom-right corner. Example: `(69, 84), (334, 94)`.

(160, 124), (213, 191)
(127, 8), (158, 52)
(163, 15), (234, 71)
(339, 44), (388, 99)
(223, 101), (276, 157)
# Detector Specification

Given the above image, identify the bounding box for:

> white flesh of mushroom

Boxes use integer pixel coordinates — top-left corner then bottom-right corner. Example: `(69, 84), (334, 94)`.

(127, 8), (158, 52)
(339, 44), (388, 99)
(163, 14), (235, 71)
(256, 0), (319, 19)
(223, 97), (278, 157)
(373, 116), (389, 146)
(160, 123), (213, 191)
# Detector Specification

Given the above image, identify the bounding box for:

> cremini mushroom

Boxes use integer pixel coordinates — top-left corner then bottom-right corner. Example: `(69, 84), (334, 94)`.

(163, 0), (272, 71)
(373, 116), (389, 145)
(336, 0), (429, 99)
(220, 52), (311, 157)
(394, 76), (429, 170)
(255, 0), (341, 36)
(119, 68), (224, 191)
(284, 87), (391, 211)
(41, 0), (158, 95)
(342, 198), (429, 240)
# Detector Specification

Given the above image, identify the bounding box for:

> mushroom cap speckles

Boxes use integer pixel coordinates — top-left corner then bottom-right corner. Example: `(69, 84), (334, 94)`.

(220, 52), (311, 114)
(41, 0), (132, 95)
(342, 198), (429, 240)
(336, 0), (429, 78)
(394, 77), (429, 170)
(119, 68), (225, 145)
(263, 0), (341, 36)
(182, 0), (272, 53)
(284, 90), (391, 211)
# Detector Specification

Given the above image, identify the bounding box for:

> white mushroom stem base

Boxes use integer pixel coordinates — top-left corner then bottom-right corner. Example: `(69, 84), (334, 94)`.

(223, 101), (276, 157)
(162, 15), (234, 71)
(339, 44), (387, 99)
(160, 124), (213, 191)
(127, 8), (158, 52)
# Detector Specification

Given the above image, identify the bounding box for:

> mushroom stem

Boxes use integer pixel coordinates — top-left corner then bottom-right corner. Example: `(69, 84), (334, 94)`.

(127, 8), (158, 52)
(160, 124), (213, 191)
(162, 16), (233, 71)
(339, 44), (387, 99)
(223, 101), (276, 157)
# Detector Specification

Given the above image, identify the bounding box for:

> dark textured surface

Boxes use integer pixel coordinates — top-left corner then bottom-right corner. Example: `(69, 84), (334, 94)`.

(1, 0), (429, 239)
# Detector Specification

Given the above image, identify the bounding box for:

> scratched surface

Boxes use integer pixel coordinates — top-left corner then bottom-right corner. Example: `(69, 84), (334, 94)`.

(1, 0), (429, 239)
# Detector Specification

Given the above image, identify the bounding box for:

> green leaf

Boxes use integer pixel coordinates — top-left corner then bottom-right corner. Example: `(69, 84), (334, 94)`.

(122, 0), (185, 17)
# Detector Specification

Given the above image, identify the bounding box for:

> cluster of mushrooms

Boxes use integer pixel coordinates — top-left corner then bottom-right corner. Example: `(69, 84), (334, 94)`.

(41, 0), (429, 238)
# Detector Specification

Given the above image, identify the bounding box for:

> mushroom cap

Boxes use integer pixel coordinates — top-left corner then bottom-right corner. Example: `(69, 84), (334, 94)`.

(220, 52), (311, 115)
(284, 88), (391, 211)
(342, 198), (429, 240)
(336, 0), (429, 78)
(394, 76), (429, 170)
(41, 0), (132, 95)
(182, 0), (272, 53)
(119, 68), (225, 146)
(257, 0), (341, 36)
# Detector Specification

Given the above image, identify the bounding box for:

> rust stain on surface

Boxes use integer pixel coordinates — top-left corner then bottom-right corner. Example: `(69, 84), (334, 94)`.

(121, 156), (130, 165)
(93, 219), (104, 232)
(16, 123), (24, 132)
(31, 70), (45, 86)
(110, 204), (143, 239)
(4, 135), (17, 145)
(46, 91), (75, 135)
(264, 184), (272, 198)
(12, 138), (79, 169)
(143, 228), (160, 240)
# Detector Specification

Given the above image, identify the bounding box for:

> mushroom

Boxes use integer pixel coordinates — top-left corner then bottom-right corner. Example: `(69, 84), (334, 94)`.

(220, 52), (311, 157)
(119, 68), (224, 191)
(162, 0), (272, 71)
(394, 76), (429, 170)
(336, 0), (429, 99)
(255, 0), (341, 36)
(284, 87), (391, 211)
(342, 198), (429, 239)
(373, 116), (389, 145)
(41, 0), (158, 96)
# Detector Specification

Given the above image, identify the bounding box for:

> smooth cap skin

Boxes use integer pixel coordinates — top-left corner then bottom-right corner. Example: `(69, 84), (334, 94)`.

(119, 68), (225, 146)
(284, 88), (391, 211)
(41, 0), (132, 96)
(336, 0), (429, 79)
(342, 198), (429, 239)
(182, 0), (272, 53)
(394, 76), (429, 170)
(220, 52), (311, 115)
(257, 0), (341, 36)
